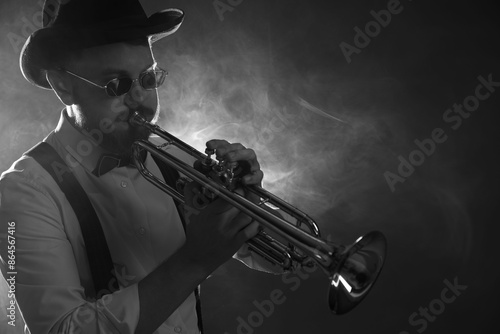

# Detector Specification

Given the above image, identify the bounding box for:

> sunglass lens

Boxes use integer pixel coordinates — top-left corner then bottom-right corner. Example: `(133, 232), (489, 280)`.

(106, 78), (133, 96)
(104, 70), (166, 96)
(142, 72), (155, 89)
(141, 70), (166, 89)
(155, 70), (167, 87)
(141, 72), (156, 89)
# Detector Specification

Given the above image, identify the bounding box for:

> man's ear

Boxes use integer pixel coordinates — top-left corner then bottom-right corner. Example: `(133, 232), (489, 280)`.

(45, 69), (75, 106)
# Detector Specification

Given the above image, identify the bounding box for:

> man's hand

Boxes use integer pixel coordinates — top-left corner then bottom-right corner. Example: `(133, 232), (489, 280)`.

(179, 139), (264, 273)
(207, 139), (264, 187)
(136, 140), (272, 334)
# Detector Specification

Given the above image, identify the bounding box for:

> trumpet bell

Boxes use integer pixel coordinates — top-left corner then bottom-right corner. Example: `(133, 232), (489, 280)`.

(328, 231), (387, 314)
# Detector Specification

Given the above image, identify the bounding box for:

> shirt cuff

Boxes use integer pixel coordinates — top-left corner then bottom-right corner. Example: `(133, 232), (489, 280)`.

(51, 284), (140, 334)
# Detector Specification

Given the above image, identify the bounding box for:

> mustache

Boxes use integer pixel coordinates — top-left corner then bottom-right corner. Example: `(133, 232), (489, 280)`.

(132, 106), (156, 119)
(117, 106), (156, 122)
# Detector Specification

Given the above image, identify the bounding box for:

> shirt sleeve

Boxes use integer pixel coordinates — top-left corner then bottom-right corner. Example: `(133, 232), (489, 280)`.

(0, 169), (140, 334)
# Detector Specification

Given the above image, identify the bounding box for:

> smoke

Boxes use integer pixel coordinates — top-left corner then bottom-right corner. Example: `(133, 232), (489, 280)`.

(0, 0), (60, 173)
(0, 0), (482, 291)
(154, 27), (366, 214)
(148, 2), (476, 263)
(2, 1), (497, 333)
(153, 20), (372, 234)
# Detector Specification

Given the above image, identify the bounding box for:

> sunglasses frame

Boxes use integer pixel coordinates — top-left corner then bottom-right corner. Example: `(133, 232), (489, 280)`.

(62, 67), (168, 97)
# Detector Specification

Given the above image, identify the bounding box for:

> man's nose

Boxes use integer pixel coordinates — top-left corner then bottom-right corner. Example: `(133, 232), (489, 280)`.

(124, 81), (149, 107)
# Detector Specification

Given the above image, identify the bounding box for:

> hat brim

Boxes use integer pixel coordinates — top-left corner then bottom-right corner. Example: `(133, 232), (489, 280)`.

(21, 8), (184, 89)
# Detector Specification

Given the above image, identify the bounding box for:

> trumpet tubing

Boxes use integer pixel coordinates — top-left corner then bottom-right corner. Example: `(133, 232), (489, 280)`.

(129, 112), (387, 314)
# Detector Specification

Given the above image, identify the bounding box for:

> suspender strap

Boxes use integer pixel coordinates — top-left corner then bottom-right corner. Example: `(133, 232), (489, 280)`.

(25, 142), (117, 299)
(25, 142), (203, 331)
(151, 154), (204, 334)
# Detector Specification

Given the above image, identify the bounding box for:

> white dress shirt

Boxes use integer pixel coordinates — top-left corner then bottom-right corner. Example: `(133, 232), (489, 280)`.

(0, 110), (199, 334)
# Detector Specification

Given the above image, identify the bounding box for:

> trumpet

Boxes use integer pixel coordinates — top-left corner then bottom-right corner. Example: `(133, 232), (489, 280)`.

(129, 111), (387, 314)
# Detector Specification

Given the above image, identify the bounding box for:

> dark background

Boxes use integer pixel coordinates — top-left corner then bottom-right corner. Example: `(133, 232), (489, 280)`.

(1, 0), (499, 333)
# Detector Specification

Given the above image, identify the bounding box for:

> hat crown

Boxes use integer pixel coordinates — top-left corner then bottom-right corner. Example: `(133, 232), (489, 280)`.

(42, 0), (147, 29)
(21, 0), (184, 89)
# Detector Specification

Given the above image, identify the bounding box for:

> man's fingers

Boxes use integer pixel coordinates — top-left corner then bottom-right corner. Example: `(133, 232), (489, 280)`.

(206, 140), (262, 185)
(229, 212), (260, 240)
(206, 140), (258, 168)
(225, 148), (256, 163)
(183, 181), (236, 213)
(242, 169), (263, 185)
(206, 140), (244, 158)
(239, 220), (261, 241)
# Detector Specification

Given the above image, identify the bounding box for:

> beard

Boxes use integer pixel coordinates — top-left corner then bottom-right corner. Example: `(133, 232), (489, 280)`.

(74, 105), (156, 158)
(100, 123), (151, 157)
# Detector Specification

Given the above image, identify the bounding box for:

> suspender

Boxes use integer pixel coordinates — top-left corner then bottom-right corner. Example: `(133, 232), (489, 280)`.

(151, 155), (204, 334)
(25, 142), (203, 332)
(25, 142), (117, 299)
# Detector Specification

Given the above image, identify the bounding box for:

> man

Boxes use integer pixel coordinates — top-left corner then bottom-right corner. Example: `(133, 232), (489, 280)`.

(0, 1), (278, 333)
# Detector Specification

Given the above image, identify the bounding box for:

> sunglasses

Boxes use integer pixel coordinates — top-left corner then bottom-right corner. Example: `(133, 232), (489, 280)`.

(63, 67), (168, 97)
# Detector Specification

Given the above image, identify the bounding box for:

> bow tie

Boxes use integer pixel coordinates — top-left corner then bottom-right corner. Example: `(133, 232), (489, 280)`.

(92, 150), (147, 177)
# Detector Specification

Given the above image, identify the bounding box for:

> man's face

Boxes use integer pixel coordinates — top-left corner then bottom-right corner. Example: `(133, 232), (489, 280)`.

(66, 41), (160, 156)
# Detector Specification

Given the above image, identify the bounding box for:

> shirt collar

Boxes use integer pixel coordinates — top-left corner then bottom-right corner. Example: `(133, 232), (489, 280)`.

(53, 109), (143, 177)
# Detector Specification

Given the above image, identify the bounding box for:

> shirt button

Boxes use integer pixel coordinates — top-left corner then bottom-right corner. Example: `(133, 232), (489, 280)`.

(174, 327), (182, 333)
(120, 181), (128, 188)
(139, 227), (146, 235)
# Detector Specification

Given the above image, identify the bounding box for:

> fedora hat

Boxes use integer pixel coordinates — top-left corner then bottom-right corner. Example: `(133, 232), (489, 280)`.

(21, 0), (184, 89)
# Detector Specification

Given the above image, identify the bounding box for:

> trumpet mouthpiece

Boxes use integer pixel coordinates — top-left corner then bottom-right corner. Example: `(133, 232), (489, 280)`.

(129, 112), (146, 127)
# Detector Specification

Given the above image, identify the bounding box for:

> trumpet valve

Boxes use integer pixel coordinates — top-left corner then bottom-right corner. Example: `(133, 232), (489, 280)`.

(175, 177), (189, 193)
(206, 162), (239, 191)
(204, 148), (215, 156)
(202, 148), (216, 169)
(227, 161), (238, 181)
(195, 150), (216, 175)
